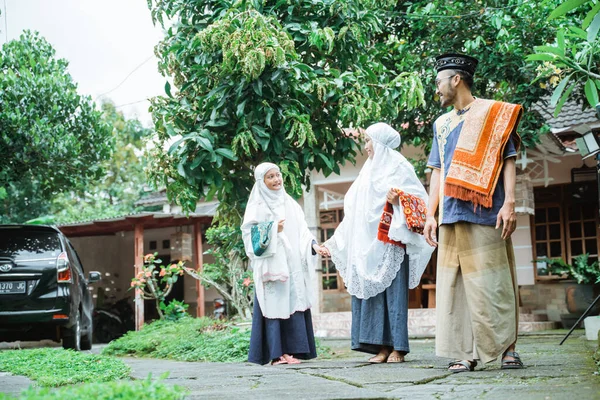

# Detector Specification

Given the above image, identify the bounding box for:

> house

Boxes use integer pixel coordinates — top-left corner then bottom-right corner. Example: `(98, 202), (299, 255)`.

(302, 102), (599, 337)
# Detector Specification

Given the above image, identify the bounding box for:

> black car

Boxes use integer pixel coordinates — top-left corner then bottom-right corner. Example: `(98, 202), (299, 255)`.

(0, 225), (100, 350)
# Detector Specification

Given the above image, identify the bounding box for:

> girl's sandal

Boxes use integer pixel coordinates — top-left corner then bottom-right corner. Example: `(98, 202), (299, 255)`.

(271, 356), (288, 366)
(282, 354), (301, 364)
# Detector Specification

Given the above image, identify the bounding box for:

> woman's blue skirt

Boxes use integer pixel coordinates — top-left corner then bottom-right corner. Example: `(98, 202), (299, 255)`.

(351, 255), (410, 354)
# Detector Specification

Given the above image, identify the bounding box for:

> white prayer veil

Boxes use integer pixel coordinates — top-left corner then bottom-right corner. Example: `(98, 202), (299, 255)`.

(325, 123), (434, 299)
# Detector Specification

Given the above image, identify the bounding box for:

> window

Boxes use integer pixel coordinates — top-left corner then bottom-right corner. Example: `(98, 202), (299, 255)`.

(532, 203), (565, 277)
(532, 183), (600, 279)
(566, 204), (599, 264)
(319, 209), (344, 291)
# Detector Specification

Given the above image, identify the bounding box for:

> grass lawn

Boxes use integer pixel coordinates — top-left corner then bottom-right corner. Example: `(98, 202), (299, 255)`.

(0, 348), (130, 387)
(103, 317), (330, 362)
(0, 376), (185, 400)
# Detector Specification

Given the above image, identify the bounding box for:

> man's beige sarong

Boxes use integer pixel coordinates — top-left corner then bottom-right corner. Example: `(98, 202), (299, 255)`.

(435, 222), (518, 364)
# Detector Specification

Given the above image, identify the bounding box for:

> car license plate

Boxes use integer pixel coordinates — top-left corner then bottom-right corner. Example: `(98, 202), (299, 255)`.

(0, 281), (26, 294)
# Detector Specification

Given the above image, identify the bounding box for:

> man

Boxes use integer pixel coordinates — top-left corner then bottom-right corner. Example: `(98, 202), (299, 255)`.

(422, 53), (524, 373)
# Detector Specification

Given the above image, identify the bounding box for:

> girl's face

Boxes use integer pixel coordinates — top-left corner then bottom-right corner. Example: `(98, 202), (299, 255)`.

(264, 168), (283, 190)
(365, 135), (374, 159)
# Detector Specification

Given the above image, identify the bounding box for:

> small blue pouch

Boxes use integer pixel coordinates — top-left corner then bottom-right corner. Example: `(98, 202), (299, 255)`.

(251, 221), (274, 256)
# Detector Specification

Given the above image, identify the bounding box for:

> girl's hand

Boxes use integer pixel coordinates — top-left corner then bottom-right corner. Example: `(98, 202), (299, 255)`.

(313, 244), (331, 257)
(277, 219), (285, 232)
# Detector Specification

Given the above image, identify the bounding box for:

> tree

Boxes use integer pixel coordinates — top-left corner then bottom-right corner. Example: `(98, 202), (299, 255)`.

(147, 0), (425, 222)
(528, 0), (600, 115)
(384, 0), (571, 149)
(50, 102), (152, 224)
(0, 31), (112, 222)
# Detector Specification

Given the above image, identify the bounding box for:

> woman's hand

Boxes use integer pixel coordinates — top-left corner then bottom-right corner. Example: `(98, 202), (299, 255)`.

(313, 244), (331, 257)
(386, 188), (400, 205)
(277, 219), (285, 232)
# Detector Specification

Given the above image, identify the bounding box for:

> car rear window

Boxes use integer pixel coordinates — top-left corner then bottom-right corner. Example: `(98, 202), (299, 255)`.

(0, 229), (62, 259)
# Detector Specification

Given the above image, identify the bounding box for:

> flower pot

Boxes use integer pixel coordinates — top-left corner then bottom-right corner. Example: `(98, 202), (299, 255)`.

(565, 283), (600, 315)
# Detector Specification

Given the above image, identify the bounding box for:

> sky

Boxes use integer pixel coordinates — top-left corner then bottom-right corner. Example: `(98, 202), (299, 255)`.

(1, 0), (166, 126)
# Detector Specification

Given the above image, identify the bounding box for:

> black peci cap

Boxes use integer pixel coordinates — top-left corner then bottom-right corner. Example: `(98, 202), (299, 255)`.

(435, 53), (479, 76)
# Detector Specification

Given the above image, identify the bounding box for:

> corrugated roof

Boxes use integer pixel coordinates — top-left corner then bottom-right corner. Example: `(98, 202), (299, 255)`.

(534, 99), (599, 134)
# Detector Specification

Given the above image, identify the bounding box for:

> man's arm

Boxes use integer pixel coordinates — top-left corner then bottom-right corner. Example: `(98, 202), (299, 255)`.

(496, 157), (517, 240)
(424, 168), (441, 247)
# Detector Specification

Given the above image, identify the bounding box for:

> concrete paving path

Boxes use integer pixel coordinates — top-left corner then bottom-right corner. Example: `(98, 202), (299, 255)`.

(1, 332), (599, 399)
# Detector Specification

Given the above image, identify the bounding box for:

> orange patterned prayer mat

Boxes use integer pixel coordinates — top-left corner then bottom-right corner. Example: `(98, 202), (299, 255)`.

(445, 99), (523, 209)
(377, 189), (427, 246)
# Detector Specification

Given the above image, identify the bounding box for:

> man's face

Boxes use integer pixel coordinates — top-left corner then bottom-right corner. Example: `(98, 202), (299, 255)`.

(435, 70), (458, 108)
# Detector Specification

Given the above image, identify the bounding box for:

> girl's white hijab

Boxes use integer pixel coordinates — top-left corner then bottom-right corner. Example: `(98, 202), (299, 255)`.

(244, 162), (285, 224)
(325, 122), (433, 299)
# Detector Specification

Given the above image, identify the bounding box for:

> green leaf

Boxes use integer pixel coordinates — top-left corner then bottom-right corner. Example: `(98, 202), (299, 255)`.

(587, 12), (600, 42)
(584, 78), (599, 107)
(165, 81), (172, 98)
(549, 0), (589, 20)
(550, 74), (573, 107)
(236, 100), (247, 118)
(526, 54), (557, 62)
(557, 29), (565, 51)
(554, 83), (576, 117)
(205, 185), (218, 202)
(215, 148), (237, 161)
(583, 2), (600, 29)
(196, 136), (213, 152)
(533, 45), (564, 57)
(317, 153), (334, 170)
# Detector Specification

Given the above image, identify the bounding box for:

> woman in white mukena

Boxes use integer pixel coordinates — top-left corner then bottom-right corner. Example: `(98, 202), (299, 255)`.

(322, 123), (434, 363)
(242, 162), (328, 365)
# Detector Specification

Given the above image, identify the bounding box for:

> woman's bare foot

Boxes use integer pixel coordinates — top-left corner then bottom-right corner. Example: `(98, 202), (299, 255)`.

(387, 350), (405, 363)
(368, 347), (391, 363)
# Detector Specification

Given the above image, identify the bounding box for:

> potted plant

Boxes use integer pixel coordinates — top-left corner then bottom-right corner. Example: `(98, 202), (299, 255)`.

(537, 254), (600, 328)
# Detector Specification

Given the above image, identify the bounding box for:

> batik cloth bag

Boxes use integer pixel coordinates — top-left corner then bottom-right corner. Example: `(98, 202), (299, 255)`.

(251, 221), (274, 256)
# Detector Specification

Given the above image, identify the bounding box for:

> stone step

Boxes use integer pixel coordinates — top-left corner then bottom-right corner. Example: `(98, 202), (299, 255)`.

(518, 321), (560, 332)
(313, 311), (559, 338)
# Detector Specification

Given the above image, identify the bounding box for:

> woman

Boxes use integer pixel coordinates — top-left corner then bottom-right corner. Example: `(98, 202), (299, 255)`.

(323, 123), (434, 363)
(242, 162), (328, 365)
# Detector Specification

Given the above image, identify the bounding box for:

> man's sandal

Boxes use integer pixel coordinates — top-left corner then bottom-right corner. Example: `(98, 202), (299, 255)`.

(448, 360), (477, 373)
(501, 351), (524, 369)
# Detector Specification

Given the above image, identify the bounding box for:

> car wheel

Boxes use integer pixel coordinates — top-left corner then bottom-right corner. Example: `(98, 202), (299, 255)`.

(80, 317), (93, 351)
(62, 309), (82, 351)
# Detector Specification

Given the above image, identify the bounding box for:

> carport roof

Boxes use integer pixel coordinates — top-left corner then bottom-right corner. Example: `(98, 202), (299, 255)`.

(58, 211), (213, 237)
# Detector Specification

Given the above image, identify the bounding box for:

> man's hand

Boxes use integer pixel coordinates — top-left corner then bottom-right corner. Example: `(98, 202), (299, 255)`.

(423, 216), (438, 247)
(277, 219), (285, 232)
(496, 202), (516, 240)
(386, 188), (400, 205)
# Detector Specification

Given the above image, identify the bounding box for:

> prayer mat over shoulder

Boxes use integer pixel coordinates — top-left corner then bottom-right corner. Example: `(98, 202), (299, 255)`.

(445, 99), (523, 209)
(377, 189), (427, 246)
